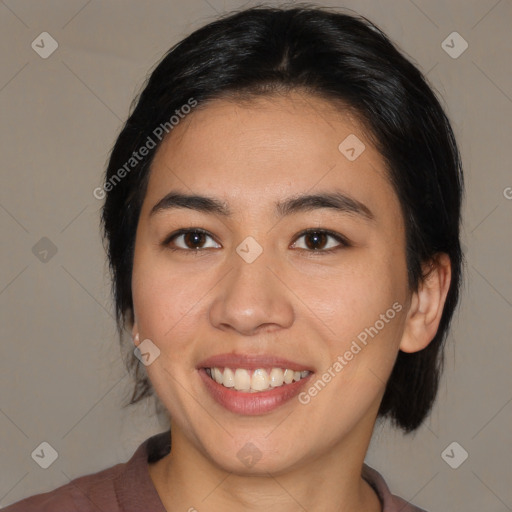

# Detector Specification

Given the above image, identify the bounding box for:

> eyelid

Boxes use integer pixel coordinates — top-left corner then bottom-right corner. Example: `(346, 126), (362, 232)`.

(290, 228), (351, 252)
(162, 227), (220, 249)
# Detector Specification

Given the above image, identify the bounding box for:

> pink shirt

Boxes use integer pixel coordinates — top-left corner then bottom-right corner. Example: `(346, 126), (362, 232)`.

(3, 430), (427, 511)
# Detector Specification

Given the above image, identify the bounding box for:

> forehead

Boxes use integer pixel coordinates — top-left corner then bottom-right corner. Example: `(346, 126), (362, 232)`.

(145, 92), (400, 222)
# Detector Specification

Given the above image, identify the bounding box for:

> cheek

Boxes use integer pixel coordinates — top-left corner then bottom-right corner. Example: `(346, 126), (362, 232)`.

(294, 253), (406, 337)
(292, 246), (408, 384)
(131, 246), (208, 351)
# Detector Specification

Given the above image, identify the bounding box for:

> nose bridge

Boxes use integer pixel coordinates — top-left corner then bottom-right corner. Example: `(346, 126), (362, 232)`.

(208, 238), (294, 334)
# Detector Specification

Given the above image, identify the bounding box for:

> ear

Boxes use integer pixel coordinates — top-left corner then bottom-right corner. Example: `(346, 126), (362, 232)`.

(399, 253), (452, 353)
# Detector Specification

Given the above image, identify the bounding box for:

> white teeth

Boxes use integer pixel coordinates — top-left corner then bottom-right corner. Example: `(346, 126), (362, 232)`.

(251, 369), (269, 391)
(223, 367), (235, 387)
(234, 368), (251, 391)
(213, 367), (223, 385)
(269, 368), (284, 387)
(283, 369), (294, 384)
(207, 367), (311, 392)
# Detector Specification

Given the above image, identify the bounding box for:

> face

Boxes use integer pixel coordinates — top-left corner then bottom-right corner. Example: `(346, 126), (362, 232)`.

(131, 91), (412, 475)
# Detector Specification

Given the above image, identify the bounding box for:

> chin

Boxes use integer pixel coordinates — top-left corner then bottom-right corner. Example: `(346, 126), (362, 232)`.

(196, 429), (314, 476)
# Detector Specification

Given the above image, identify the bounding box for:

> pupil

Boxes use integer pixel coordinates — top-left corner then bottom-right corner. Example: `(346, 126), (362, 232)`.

(185, 231), (204, 248)
(306, 232), (326, 250)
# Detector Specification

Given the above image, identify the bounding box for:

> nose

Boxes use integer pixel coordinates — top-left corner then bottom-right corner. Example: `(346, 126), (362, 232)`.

(208, 247), (295, 336)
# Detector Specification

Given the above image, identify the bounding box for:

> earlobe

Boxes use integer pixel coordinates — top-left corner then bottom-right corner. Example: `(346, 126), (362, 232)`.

(131, 321), (140, 347)
(399, 253), (452, 353)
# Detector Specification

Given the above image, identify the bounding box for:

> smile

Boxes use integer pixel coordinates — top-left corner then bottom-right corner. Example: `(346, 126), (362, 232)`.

(197, 354), (314, 415)
(205, 367), (311, 392)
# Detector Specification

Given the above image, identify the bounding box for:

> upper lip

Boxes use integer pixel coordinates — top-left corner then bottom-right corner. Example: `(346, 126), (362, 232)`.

(197, 353), (314, 372)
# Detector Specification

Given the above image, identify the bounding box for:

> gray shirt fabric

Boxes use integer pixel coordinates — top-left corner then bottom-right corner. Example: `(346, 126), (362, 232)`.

(3, 430), (427, 511)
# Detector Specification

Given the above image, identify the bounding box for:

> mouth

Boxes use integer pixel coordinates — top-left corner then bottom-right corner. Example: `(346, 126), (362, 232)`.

(205, 367), (311, 392)
(197, 354), (314, 415)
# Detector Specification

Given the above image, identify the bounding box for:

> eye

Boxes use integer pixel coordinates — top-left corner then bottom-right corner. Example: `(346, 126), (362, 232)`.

(163, 227), (350, 254)
(291, 229), (350, 254)
(163, 228), (220, 251)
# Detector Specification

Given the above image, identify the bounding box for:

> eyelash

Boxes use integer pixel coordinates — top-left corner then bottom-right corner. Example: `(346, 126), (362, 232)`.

(162, 227), (350, 255)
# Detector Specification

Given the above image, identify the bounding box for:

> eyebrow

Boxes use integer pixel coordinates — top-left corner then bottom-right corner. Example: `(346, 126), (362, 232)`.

(150, 190), (375, 221)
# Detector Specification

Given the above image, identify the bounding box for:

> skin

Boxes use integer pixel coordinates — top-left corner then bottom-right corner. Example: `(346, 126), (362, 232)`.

(130, 91), (451, 512)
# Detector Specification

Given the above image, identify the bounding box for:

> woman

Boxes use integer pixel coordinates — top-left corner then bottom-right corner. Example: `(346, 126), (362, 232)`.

(5, 4), (463, 512)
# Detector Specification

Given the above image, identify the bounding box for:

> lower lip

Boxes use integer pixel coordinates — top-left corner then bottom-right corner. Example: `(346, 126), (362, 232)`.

(198, 368), (312, 416)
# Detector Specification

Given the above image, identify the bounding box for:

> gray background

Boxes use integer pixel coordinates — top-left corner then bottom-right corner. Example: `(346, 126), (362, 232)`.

(0, 0), (511, 510)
